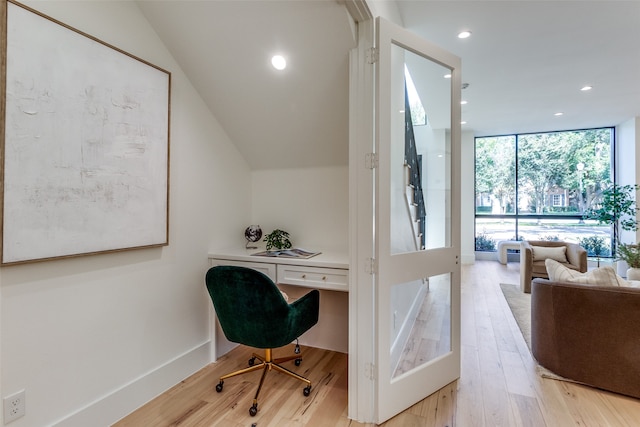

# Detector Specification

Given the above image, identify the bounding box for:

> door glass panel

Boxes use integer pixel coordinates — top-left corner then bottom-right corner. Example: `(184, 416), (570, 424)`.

(390, 273), (452, 379)
(390, 44), (452, 255)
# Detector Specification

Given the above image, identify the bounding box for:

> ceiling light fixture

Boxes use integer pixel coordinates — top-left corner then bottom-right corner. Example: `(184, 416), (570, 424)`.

(271, 55), (286, 70)
(554, 112), (564, 116)
(581, 85), (593, 91)
(457, 30), (471, 39)
(444, 74), (452, 79)
(461, 100), (468, 105)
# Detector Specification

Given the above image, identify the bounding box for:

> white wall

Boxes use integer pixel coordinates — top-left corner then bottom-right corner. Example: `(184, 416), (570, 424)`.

(1, 2), (251, 426)
(616, 117), (640, 245)
(251, 167), (349, 252)
(460, 131), (476, 264)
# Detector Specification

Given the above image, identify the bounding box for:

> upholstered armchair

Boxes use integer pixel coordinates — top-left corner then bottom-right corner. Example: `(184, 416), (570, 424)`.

(520, 240), (587, 293)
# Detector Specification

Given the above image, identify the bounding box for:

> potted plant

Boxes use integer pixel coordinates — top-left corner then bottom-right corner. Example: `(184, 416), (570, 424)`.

(264, 229), (292, 251)
(578, 235), (607, 267)
(584, 182), (639, 255)
(616, 243), (640, 280)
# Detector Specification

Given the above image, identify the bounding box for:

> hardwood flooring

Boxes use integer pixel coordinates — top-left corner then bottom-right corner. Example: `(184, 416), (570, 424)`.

(114, 260), (640, 426)
(394, 277), (451, 378)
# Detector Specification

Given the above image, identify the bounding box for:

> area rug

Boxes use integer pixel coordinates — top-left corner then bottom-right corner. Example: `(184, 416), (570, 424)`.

(499, 283), (570, 382)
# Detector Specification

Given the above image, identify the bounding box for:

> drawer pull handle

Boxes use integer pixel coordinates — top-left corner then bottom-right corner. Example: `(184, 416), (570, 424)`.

(302, 274), (306, 279)
(322, 276), (327, 280)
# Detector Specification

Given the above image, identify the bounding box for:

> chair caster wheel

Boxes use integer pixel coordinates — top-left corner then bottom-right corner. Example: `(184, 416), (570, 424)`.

(249, 404), (258, 416)
(248, 357), (256, 366)
(295, 358), (302, 366)
(303, 385), (311, 396)
(216, 381), (224, 392)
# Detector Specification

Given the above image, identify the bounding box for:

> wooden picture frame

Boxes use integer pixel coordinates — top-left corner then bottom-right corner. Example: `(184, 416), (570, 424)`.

(1, 0), (171, 265)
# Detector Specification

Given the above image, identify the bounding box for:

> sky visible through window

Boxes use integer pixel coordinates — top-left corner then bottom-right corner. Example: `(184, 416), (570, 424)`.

(404, 65), (426, 126)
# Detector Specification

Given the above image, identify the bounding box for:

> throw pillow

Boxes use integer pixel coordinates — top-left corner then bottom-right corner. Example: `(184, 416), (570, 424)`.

(545, 258), (631, 287)
(532, 245), (567, 263)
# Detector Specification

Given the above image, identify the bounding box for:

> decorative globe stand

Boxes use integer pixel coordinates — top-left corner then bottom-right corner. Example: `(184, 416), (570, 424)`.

(245, 225), (262, 249)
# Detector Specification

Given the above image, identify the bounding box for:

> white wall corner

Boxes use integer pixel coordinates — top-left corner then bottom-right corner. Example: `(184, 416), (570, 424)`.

(616, 118), (640, 244)
(460, 131), (476, 263)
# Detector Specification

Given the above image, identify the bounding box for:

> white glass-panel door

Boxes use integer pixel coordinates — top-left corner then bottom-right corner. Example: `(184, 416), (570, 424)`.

(375, 17), (461, 423)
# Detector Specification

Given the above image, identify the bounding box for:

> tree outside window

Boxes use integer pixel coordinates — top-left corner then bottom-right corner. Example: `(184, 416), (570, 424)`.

(475, 128), (613, 252)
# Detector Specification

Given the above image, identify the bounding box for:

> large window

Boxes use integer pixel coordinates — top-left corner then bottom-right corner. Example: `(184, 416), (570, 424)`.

(475, 128), (614, 257)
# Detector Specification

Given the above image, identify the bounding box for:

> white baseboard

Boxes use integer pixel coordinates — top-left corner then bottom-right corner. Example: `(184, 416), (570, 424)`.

(460, 253), (476, 264)
(52, 342), (210, 427)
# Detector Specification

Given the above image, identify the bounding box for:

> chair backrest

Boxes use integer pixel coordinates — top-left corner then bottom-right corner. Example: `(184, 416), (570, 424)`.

(205, 265), (291, 348)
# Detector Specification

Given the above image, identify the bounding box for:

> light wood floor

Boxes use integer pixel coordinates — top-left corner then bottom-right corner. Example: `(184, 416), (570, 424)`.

(114, 260), (640, 426)
(394, 278), (451, 377)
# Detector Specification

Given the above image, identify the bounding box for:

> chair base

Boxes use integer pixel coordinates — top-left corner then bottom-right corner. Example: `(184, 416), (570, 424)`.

(215, 347), (312, 416)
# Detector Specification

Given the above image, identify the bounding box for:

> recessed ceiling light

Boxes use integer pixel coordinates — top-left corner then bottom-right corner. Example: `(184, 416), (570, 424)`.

(554, 112), (564, 116)
(444, 74), (452, 79)
(461, 100), (468, 105)
(458, 31), (472, 39)
(581, 85), (593, 91)
(461, 121), (467, 125)
(271, 55), (286, 70)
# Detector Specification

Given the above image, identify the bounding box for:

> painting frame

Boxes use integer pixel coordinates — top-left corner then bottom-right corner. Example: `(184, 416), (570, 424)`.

(0, 0), (171, 265)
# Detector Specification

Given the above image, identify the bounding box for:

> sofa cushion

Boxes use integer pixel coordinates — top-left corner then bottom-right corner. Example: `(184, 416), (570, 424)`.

(532, 245), (567, 263)
(545, 259), (631, 286)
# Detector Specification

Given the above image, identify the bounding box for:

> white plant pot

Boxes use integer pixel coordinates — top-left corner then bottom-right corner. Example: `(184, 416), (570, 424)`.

(617, 260), (629, 277)
(627, 267), (640, 281)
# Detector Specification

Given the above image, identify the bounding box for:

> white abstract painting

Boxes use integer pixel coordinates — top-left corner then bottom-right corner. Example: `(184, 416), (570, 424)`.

(2, 1), (170, 264)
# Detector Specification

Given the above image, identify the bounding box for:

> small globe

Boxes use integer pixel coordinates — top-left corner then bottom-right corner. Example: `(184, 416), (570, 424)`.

(244, 225), (262, 243)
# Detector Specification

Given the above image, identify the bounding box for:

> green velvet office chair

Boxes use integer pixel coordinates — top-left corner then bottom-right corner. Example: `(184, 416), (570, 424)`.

(205, 265), (320, 416)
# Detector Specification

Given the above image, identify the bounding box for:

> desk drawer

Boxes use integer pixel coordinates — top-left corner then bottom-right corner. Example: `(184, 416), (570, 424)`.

(277, 265), (348, 292)
(209, 259), (276, 282)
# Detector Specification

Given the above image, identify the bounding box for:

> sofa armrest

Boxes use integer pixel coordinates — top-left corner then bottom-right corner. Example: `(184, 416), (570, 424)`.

(565, 243), (588, 272)
(520, 241), (534, 292)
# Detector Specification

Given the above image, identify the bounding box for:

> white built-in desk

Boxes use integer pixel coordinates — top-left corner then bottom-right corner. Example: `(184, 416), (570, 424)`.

(208, 249), (349, 292)
(207, 249), (349, 356)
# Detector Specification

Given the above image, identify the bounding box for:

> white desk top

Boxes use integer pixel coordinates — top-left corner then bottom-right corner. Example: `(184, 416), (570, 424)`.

(208, 248), (349, 270)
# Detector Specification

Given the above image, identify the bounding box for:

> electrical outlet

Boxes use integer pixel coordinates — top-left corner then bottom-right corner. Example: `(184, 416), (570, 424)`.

(3, 390), (25, 424)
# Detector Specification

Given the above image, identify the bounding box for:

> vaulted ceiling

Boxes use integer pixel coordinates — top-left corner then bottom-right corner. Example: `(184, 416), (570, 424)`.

(138, 1), (640, 170)
(137, 0), (355, 170)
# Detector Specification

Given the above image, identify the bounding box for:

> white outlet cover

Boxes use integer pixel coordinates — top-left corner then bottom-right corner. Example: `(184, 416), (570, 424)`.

(3, 390), (26, 423)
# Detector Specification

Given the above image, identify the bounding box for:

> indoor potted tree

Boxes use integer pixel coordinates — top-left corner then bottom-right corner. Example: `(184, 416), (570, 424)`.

(584, 183), (639, 257)
(578, 235), (607, 267)
(616, 243), (640, 280)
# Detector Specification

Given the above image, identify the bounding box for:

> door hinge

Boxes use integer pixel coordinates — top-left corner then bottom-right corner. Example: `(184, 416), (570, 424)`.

(365, 362), (376, 380)
(366, 47), (379, 64)
(365, 257), (377, 275)
(365, 153), (378, 169)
